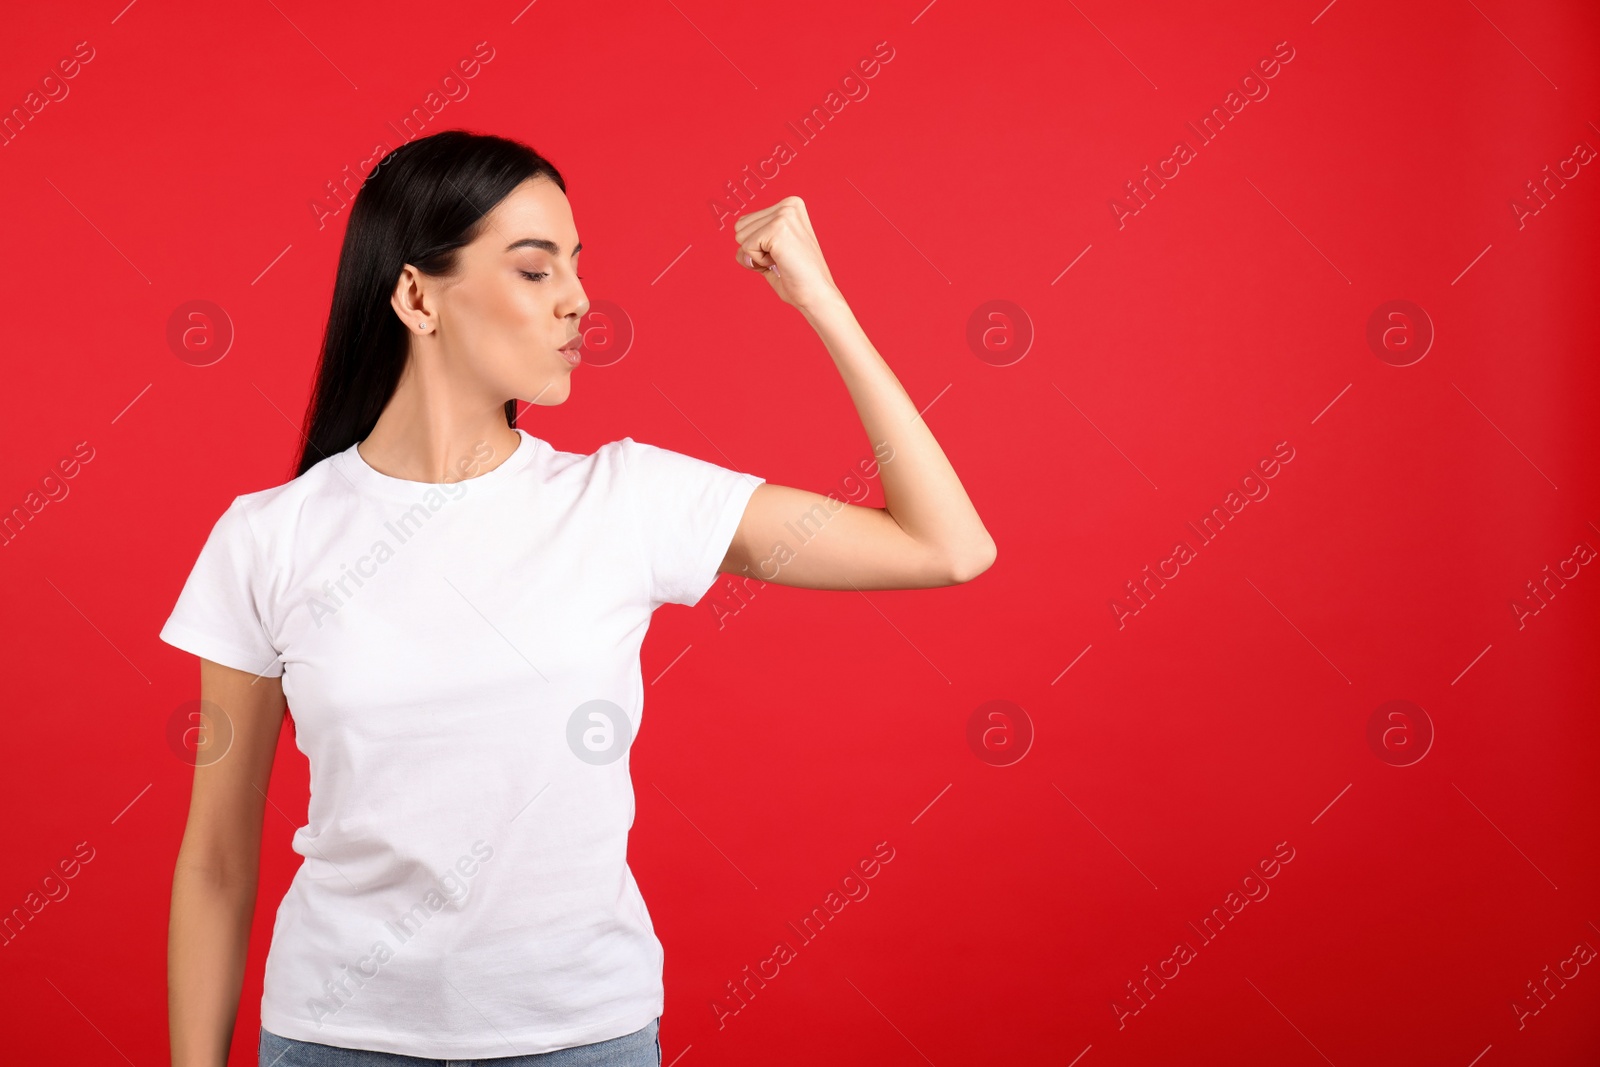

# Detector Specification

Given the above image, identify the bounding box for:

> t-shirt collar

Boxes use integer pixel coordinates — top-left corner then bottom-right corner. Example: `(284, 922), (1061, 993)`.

(334, 427), (540, 498)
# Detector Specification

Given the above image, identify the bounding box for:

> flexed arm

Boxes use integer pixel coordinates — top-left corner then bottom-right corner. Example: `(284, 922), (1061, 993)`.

(721, 197), (996, 591)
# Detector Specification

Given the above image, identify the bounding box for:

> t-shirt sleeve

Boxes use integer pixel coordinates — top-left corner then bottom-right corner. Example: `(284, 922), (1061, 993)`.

(617, 436), (766, 609)
(159, 497), (284, 677)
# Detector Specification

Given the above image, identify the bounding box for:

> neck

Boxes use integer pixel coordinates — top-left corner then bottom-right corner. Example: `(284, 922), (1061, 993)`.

(358, 348), (521, 483)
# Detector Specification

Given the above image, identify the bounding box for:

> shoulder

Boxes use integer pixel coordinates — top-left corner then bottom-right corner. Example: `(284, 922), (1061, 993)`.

(224, 450), (346, 532)
(505, 436), (633, 490)
(564, 435), (633, 471)
(604, 436), (735, 480)
(603, 437), (767, 518)
(540, 436), (700, 484)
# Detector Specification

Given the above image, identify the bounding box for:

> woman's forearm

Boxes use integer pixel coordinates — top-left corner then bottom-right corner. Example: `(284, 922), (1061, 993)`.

(169, 856), (257, 1067)
(800, 293), (996, 573)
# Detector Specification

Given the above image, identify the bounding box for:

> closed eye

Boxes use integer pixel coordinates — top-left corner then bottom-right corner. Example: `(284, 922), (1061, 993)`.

(520, 270), (548, 282)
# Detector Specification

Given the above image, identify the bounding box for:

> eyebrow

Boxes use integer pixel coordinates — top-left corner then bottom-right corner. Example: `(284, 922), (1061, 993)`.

(505, 237), (582, 256)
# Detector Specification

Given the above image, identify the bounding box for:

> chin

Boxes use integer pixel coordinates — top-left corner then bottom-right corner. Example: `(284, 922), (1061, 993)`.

(521, 375), (572, 407)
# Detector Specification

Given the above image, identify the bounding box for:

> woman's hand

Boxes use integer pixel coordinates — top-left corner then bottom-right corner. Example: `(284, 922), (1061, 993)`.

(733, 196), (844, 314)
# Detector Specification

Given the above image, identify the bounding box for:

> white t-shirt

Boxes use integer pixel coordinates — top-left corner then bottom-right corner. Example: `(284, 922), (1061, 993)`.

(159, 428), (765, 1058)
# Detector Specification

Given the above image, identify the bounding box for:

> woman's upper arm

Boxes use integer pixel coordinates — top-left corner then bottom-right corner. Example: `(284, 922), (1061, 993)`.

(175, 659), (287, 884)
(720, 482), (984, 590)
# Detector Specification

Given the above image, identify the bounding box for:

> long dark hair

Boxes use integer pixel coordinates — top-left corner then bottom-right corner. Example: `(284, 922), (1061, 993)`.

(294, 129), (566, 478)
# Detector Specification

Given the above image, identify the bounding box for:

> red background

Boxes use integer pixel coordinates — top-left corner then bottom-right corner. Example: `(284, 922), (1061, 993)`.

(3, 1), (1598, 1064)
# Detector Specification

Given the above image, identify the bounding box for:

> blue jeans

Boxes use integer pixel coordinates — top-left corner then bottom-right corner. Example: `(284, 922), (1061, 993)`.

(258, 1017), (661, 1067)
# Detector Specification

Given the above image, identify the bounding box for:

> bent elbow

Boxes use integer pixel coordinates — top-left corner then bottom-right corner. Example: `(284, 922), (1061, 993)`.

(947, 538), (997, 585)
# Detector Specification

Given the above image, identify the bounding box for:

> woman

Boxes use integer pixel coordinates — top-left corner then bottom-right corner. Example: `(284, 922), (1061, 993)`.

(162, 130), (994, 1067)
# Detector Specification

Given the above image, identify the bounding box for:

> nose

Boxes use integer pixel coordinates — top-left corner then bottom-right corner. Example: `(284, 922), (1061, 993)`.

(564, 273), (590, 320)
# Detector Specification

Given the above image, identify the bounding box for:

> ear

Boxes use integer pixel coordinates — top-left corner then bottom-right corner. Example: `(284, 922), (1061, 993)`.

(390, 264), (430, 332)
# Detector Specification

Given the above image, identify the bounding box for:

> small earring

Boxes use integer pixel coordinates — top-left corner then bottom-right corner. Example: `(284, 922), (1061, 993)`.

(419, 322), (428, 330)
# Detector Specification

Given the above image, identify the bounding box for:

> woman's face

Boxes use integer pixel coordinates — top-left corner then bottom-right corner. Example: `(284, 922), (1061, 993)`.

(400, 176), (589, 409)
